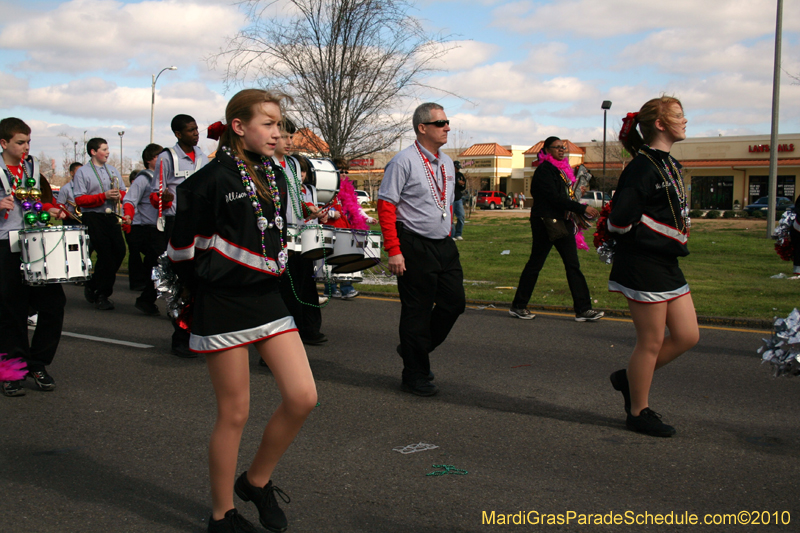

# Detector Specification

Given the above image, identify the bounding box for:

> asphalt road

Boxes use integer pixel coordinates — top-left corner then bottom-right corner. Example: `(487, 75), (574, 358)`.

(1, 282), (798, 533)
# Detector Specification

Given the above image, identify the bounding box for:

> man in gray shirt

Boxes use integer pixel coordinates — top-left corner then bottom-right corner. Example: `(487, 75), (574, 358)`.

(377, 103), (466, 396)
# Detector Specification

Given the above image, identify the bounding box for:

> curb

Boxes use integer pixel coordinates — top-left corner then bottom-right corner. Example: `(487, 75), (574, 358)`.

(357, 291), (774, 331)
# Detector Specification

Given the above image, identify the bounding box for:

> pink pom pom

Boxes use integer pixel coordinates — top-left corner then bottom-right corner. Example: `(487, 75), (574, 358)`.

(0, 356), (28, 381)
(337, 176), (370, 230)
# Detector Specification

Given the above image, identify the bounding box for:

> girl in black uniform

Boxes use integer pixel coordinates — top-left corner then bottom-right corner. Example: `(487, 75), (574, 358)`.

(607, 96), (699, 438)
(169, 89), (317, 533)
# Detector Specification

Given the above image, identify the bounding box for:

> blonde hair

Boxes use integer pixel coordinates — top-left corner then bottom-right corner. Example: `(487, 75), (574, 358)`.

(620, 96), (683, 154)
(218, 89), (290, 201)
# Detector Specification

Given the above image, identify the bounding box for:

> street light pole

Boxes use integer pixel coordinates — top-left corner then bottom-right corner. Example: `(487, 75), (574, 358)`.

(118, 131), (125, 176)
(73, 141), (78, 162)
(767, 0), (783, 236)
(150, 66), (178, 143)
(601, 100), (612, 205)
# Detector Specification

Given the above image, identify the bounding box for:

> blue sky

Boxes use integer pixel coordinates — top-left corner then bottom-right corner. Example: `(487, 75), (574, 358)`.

(1, 0), (799, 170)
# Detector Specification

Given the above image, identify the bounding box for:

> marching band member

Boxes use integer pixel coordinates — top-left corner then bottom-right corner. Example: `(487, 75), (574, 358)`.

(168, 89), (316, 533)
(72, 137), (129, 310)
(0, 117), (67, 396)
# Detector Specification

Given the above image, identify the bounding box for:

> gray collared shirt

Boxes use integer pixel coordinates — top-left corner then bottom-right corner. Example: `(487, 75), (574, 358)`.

(123, 170), (158, 225)
(72, 162), (126, 214)
(153, 144), (206, 216)
(378, 142), (455, 239)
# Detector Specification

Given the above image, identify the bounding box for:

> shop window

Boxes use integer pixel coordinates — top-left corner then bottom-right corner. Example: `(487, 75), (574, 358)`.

(748, 175), (796, 202)
(690, 176), (733, 210)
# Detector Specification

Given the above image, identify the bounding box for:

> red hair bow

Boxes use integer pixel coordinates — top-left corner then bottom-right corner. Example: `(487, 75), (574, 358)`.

(619, 112), (638, 142)
(207, 121), (227, 141)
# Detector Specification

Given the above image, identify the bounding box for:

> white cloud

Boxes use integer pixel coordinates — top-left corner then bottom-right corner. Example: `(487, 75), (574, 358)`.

(431, 40), (500, 72)
(0, 0), (245, 74)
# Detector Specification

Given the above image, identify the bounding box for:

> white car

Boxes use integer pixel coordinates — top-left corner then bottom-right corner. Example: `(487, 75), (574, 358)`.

(355, 190), (371, 205)
(580, 190), (611, 209)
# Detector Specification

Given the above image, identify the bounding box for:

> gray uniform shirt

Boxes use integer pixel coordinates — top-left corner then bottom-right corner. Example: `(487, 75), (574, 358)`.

(153, 144), (206, 217)
(72, 162), (126, 214)
(123, 170), (158, 225)
(378, 142), (455, 239)
(56, 182), (76, 216)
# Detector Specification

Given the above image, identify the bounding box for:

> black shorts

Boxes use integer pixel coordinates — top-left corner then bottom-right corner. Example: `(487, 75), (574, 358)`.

(609, 250), (689, 303)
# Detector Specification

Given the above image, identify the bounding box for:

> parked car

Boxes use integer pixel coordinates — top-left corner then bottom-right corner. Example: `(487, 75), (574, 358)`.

(579, 190), (611, 209)
(476, 190), (508, 210)
(355, 190), (371, 205)
(744, 196), (794, 218)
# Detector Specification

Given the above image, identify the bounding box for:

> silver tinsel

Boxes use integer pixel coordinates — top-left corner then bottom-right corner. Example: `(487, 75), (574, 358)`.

(153, 253), (189, 321)
(758, 308), (800, 377)
(597, 239), (615, 264)
(772, 210), (795, 244)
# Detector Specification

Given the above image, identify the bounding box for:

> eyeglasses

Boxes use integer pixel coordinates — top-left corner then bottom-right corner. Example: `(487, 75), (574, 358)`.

(422, 120), (450, 128)
(550, 145), (566, 151)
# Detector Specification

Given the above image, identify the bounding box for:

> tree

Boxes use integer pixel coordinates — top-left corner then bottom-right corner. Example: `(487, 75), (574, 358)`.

(592, 129), (632, 192)
(212, 0), (453, 160)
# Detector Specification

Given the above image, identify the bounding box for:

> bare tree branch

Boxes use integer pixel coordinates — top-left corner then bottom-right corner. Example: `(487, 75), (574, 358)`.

(210, 0), (456, 160)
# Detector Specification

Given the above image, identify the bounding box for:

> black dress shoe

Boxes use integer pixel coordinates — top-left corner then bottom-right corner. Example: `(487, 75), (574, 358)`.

(401, 378), (439, 397)
(301, 333), (328, 346)
(626, 408), (676, 438)
(135, 298), (159, 316)
(395, 345), (434, 380)
(95, 295), (115, 310)
(84, 286), (97, 304)
(171, 344), (198, 358)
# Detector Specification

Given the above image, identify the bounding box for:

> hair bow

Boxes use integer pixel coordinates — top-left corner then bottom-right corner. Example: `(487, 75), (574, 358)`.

(618, 112), (639, 142)
(207, 121), (227, 141)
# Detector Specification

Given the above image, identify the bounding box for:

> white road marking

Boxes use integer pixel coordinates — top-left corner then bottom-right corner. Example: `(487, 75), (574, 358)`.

(29, 327), (154, 348)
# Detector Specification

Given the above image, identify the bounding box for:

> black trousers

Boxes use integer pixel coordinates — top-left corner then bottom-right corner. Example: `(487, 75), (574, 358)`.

(129, 224), (167, 305)
(125, 227), (146, 289)
(0, 241), (65, 371)
(83, 212), (126, 298)
(396, 226), (465, 381)
(512, 217), (591, 314)
(280, 253), (322, 339)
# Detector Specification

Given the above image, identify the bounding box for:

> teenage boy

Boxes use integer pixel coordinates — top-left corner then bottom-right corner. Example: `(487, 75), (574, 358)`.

(123, 144), (164, 315)
(56, 162), (83, 220)
(274, 118), (327, 345)
(0, 117), (68, 396)
(152, 115), (206, 356)
(73, 138), (130, 310)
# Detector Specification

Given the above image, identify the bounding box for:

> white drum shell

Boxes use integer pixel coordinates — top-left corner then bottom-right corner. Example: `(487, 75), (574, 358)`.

(327, 228), (367, 265)
(299, 224), (336, 260)
(309, 158), (340, 205)
(19, 225), (92, 285)
(332, 231), (382, 273)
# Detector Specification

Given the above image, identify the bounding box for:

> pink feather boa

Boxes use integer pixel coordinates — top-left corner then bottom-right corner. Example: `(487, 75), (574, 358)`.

(537, 151), (589, 251)
(337, 176), (370, 230)
(0, 355), (28, 381)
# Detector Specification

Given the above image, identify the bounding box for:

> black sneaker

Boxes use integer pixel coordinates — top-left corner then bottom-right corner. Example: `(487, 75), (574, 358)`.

(509, 308), (535, 320)
(2, 380), (25, 397)
(171, 344), (198, 359)
(234, 472), (290, 533)
(95, 295), (115, 310)
(84, 286), (97, 304)
(575, 309), (604, 322)
(609, 369), (631, 414)
(395, 346), (434, 381)
(29, 369), (56, 391)
(208, 508), (257, 533)
(626, 408), (676, 437)
(301, 332), (328, 346)
(135, 298), (159, 316)
(401, 377), (439, 397)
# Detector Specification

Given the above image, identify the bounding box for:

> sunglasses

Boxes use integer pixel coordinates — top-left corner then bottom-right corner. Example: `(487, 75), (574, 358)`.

(422, 120), (450, 128)
(550, 145), (566, 151)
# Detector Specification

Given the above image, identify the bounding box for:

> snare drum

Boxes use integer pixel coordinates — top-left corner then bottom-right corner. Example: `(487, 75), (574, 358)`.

(19, 225), (92, 285)
(307, 158), (340, 205)
(285, 223), (302, 255)
(313, 260), (363, 283)
(332, 230), (382, 273)
(327, 228), (367, 265)
(300, 224), (336, 260)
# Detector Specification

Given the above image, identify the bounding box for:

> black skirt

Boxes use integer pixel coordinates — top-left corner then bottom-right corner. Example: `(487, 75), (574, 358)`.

(189, 279), (297, 353)
(609, 249), (689, 303)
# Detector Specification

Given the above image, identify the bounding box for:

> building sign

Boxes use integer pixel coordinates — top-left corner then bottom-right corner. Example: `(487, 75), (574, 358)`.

(461, 159), (493, 169)
(349, 158), (375, 168)
(748, 144), (795, 153)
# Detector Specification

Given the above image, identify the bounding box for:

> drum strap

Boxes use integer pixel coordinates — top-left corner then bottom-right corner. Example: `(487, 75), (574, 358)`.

(168, 147), (201, 179)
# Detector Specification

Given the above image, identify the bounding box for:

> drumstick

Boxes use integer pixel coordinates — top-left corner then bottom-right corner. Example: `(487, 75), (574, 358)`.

(105, 207), (126, 220)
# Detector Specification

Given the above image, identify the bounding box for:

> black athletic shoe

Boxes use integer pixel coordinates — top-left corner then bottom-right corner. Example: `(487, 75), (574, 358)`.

(234, 472), (290, 533)
(626, 408), (676, 438)
(84, 286), (97, 304)
(95, 295), (115, 310)
(171, 344), (198, 359)
(29, 369), (56, 391)
(609, 369), (631, 414)
(2, 380), (25, 397)
(401, 377), (439, 397)
(207, 508), (257, 533)
(135, 298), (159, 316)
(395, 346), (435, 381)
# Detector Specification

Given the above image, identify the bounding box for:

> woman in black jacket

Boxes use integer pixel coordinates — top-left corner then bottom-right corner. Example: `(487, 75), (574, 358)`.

(509, 136), (602, 321)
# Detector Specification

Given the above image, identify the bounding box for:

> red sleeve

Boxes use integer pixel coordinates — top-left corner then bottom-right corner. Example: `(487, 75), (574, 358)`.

(42, 202), (55, 212)
(119, 190), (126, 202)
(123, 203), (135, 219)
(150, 192), (173, 209)
(377, 199), (401, 257)
(75, 193), (107, 208)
